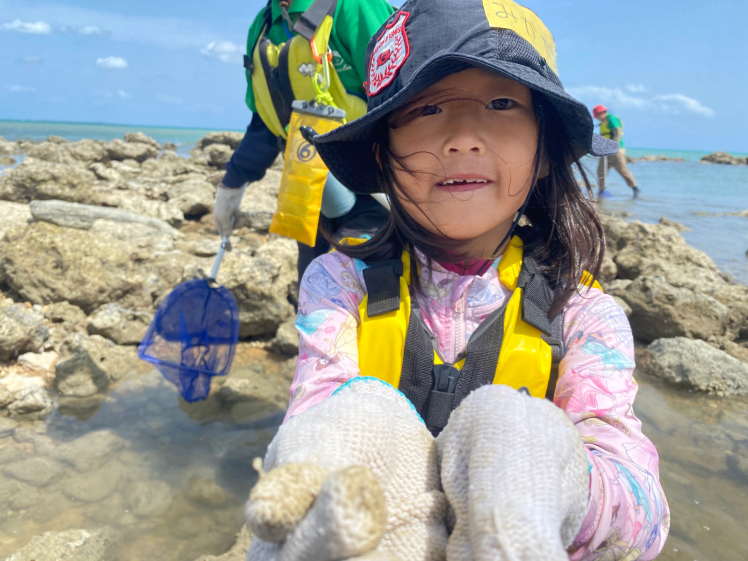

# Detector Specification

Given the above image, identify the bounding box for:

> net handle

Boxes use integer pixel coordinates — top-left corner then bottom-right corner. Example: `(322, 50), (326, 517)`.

(209, 236), (230, 281)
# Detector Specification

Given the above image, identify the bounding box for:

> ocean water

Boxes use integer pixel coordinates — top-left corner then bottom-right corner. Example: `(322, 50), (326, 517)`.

(2, 119), (747, 284)
(0, 119), (240, 152)
(584, 157), (748, 285)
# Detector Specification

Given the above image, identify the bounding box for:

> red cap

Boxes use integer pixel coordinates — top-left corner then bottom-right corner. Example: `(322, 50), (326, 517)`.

(592, 104), (609, 116)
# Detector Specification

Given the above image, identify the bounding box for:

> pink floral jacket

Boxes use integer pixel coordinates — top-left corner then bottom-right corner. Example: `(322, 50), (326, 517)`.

(287, 249), (670, 560)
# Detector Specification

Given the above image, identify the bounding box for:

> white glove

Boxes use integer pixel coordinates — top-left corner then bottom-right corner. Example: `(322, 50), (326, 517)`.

(245, 378), (449, 561)
(437, 385), (589, 561)
(214, 182), (246, 238)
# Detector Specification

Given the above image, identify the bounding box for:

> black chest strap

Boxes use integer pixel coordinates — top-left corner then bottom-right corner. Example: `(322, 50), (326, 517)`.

(362, 255), (565, 435)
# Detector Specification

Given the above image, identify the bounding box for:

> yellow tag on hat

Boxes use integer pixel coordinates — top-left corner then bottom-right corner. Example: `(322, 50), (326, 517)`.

(482, 0), (558, 75)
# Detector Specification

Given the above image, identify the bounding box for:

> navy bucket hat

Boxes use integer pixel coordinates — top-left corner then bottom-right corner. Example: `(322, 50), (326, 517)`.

(311, 0), (618, 194)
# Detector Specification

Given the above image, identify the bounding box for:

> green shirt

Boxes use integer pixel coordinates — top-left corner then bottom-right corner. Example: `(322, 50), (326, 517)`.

(244, 0), (395, 112)
(601, 114), (624, 147)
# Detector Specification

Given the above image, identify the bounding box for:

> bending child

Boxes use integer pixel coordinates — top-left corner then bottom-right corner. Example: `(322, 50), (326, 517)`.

(246, 1), (670, 559)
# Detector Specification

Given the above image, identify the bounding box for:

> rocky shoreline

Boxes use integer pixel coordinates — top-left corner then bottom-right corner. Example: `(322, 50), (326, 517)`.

(1, 132), (747, 559)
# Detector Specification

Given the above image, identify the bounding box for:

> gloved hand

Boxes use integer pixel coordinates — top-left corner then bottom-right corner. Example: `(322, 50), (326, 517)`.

(214, 182), (246, 238)
(436, 385), (589, 561)
(245, 378), (449, 561)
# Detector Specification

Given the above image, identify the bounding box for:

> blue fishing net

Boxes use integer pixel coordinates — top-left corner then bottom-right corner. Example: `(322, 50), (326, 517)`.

(138, 279), (240, 402)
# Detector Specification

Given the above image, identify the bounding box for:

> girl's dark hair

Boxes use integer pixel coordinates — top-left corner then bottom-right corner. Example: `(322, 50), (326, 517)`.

(320, 92), (605, 317)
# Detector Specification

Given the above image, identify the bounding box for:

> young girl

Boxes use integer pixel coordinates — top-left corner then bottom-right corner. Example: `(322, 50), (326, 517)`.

(258, 0), (669, 559)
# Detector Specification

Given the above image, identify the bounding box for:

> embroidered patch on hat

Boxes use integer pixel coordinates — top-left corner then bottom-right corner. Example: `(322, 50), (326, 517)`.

(366, 11), (410, 97)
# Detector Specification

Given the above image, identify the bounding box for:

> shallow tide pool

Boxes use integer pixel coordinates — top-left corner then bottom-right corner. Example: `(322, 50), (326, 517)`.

(1, 347), (747, 560)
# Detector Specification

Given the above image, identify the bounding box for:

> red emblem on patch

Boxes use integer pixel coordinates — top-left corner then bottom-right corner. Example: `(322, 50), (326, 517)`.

(365, 11), (410, 97)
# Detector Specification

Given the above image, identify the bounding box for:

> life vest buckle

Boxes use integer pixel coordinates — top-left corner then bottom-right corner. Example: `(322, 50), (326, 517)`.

(425, 363), (461, 434)
(432, 364), (460, 394)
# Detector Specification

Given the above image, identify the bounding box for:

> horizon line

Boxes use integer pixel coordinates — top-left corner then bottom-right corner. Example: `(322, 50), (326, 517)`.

(1, 117), (745, 155)
(0, 117), (244, 134)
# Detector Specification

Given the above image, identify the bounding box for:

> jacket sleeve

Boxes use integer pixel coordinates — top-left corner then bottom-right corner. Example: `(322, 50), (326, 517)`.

(284, 251), (367, 421)
(557, 289), (670, 560)
(222, 113), (280, 188)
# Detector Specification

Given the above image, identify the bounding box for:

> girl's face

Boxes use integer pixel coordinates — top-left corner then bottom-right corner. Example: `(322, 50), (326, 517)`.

(388, 68), (542, 256)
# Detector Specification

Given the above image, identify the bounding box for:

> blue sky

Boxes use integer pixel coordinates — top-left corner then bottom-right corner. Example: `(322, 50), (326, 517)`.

(1, 0), (746, 152)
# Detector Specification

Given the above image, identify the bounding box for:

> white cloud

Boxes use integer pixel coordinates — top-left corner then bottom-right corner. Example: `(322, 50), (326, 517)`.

(7, 84), (36, 93)
(0, 3), (238, 50)
(625, 84), (647, 93)
(79, 25), (102, 35)
(157, 94), (182, 105)
(566, 85), (714, 118)
(22, 55), (43, 64)
(651, 94), (714, 117)
(96, 56), (128, 69)
(2, 18), (51, 34)
(95, 89), (132, 101)
(201, 41), (241, 63)
(187, 102), (223, 113)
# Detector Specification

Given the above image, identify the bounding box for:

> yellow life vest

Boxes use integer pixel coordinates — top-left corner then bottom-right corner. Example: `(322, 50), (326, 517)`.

(599, 115), (623, 141)
(355, 235), (601, 433)
(248, 0), (367, 140)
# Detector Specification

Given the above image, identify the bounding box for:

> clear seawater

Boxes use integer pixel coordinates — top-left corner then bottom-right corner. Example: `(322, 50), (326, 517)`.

(0, 119), (241, 152)
(583, 154), (748, 285)
(2, 120), (747, 284)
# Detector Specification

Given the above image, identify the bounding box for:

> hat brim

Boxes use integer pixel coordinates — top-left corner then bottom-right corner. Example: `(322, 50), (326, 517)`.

(314, 53), (618, 195)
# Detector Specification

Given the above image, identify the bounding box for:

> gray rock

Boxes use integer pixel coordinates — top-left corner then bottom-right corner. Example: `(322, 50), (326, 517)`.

(658, 217), (691, 232)
(164, 142), (178, 151)
(124, 132), (162, 150)
(8, 480), (43, 510)
(51, 429), (126, 472)
(0, 221), (173, 313)
(198, 132), (244, 150)
(0, 202), (32, 249)
(0, 417), (19, 438)
(67, 139), (109, 163)
(0, 443), (24, 465)
(30, 199), (178, 236)
(727, 446), (748, 482)
(642, 337), (748, 396)
(87, 303), (152, 345)
(88, 162), (121, 182)
(97, 189), (185, 227)
(0, 159), (97, 204)
(237, 171), (280, 233)
(600, 213), (628, 255)
(701, 151), (746, 165)
(270, 320), (299, 356)
(4, 526), (121, 561)
(0, 301), (49, 361)
(125, 480), (172, 518)
(62, 467), (120, 502)
(167, 179), (215, 217)
(3, 457), (65, 487)
(205, 144), (234, 169)
(194, 526), (252, 561)
(186, 476), (231, 506)
(599, 254), (618, 283)
(614, 220), (725, 291)
(216, 237), (297, 337)
(6, 384), (53, 418)
(0, 155), (16, 165)
(42, 301), (87, 326)
(619, 275), (728, 342)
(104, 138), (158, 163)
(54, 334), (119, 396)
